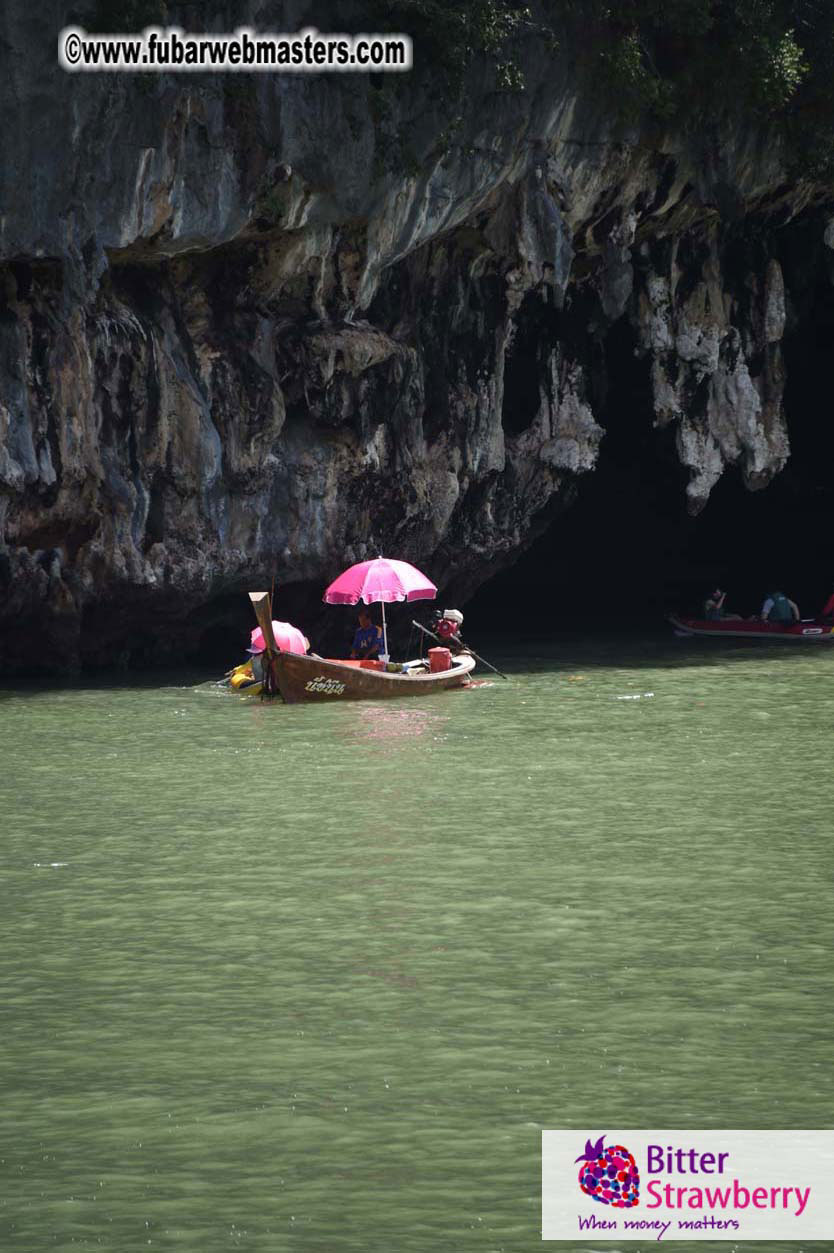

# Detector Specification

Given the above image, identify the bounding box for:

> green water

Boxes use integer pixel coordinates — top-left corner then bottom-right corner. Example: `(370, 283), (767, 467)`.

(2, 638), (833, 1253)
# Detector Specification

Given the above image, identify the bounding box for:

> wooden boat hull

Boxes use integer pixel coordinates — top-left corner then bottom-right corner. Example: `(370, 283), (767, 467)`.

(274, 651), (476, 702)
(669, 613), (834, 642)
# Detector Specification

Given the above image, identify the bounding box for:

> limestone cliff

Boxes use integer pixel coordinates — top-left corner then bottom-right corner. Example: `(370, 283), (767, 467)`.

(1, 1), (832, 670)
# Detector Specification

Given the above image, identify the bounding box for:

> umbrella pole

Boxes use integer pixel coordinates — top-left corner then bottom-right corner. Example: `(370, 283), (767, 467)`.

(381, 600), (389, 660)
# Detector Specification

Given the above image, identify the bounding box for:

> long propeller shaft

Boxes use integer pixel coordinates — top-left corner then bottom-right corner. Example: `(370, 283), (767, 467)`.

(412, 621), (508, 679)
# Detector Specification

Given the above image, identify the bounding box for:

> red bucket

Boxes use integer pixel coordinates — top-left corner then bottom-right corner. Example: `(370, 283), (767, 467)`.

(428, 646), (452, 673)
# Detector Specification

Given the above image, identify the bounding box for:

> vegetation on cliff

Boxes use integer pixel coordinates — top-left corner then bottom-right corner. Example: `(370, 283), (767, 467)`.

(380, 0), (834, 171)
(80, 0), (834, 174)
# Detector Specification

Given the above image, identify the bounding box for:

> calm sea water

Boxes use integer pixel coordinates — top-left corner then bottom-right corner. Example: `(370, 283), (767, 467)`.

(2, 637), (833, 1253)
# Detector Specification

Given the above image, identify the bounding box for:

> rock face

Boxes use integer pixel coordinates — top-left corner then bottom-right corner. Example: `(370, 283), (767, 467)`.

(1, 2), (831, 670)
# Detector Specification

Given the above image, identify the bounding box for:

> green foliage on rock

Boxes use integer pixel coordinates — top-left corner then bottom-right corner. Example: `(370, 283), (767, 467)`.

(375, 0), (834, 172)
(570, 0), (834, 172)
(373, 0), (533, 92)
(578, 0), (812, 117)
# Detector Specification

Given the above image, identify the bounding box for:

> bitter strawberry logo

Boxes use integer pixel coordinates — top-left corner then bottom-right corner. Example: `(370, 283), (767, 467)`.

(576, 1134), (640, 1208)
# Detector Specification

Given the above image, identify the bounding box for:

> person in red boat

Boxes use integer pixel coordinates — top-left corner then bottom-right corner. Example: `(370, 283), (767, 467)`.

(761, 591), (800, 624)
(702, 588), (741, 621)
(703, 588), (726, 620)
(821, 590), (834, 620)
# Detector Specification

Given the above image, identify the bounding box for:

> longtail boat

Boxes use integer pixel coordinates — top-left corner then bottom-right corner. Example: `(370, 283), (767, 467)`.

(224, 590), (476, 703)
(669, 613), (834, 642)
(269, 649), (476, 703)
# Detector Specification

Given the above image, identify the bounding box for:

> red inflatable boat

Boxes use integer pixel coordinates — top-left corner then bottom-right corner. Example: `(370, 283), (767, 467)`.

(669, 614), (834, 642)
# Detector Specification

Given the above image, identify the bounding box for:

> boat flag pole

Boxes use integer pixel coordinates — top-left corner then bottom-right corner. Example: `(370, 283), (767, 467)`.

(411, 620), (508, 679)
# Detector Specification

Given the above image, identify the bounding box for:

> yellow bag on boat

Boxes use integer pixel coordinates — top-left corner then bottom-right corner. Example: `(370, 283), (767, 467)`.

(229, 662), (254, 690)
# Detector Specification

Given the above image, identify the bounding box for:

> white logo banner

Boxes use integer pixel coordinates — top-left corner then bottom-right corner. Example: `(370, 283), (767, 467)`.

(542, 1130), (834, 1241)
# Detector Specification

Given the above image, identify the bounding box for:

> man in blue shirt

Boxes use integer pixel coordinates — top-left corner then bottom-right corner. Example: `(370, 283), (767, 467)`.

(351, 609), (383, 659)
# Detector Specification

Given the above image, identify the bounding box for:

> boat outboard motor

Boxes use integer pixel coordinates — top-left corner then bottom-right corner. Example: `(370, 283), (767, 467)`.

(433, 609), (465, 651)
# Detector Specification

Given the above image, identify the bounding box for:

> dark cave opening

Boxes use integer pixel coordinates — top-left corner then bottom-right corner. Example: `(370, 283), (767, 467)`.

(466, 293), (834, 639)
(502, 288), (562, 435)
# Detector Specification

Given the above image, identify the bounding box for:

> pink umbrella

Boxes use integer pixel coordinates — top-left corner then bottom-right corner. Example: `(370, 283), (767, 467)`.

(248, 621), (309, 655)
(323, 557), (437, 659)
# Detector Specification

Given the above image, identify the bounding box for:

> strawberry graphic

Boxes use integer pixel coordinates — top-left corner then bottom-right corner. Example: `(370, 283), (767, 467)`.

(576, 1134), (640, 1208)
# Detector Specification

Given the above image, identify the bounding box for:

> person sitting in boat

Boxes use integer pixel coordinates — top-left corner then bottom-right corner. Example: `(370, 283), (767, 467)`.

(226, 621), (310, 691)
(703, 588), (726, 620)
(351, 609), (383, 659)
(761, 590), (800, 624)
(821, 590), (834, 620)
(226, 647), (268, 692)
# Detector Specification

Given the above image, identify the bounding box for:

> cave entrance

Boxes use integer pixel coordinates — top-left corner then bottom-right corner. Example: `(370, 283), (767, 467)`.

(466, 301), (834, 638)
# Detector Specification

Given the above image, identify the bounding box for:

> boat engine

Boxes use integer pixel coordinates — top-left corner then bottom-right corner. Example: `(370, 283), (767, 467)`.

(432, 609), (464, 650)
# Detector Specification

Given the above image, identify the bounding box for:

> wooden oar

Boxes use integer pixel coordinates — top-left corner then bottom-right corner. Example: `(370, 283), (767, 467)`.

(412, 620), (508, 679)
(249, 591), (279, 697)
